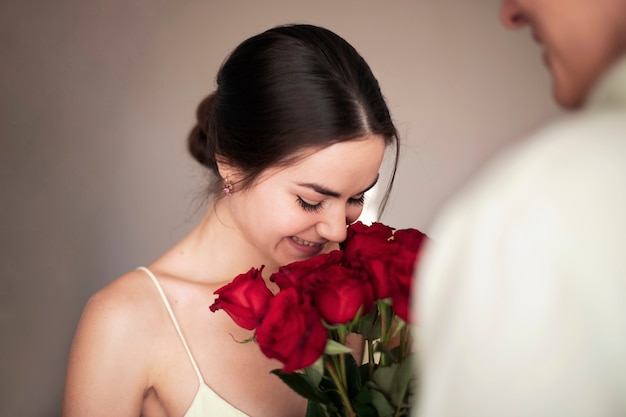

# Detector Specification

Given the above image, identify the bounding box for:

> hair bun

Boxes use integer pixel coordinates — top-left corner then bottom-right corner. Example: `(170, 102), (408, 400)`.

(187, 93), (217, 171)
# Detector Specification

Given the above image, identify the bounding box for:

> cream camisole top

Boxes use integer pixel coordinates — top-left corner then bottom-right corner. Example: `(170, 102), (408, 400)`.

(138, 267), (251, 417)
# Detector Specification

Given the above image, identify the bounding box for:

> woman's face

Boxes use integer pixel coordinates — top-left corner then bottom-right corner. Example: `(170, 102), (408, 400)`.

(224, 135), (386, 270)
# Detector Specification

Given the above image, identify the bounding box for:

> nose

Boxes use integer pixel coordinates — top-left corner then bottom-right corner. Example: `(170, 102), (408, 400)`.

(316, 207), (348, 244)
(500, 0), (527, 29)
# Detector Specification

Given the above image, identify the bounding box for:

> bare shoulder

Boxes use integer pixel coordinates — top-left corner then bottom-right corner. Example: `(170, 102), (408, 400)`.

(89, 268), (159, 313)
(62, 269), (164, 416)
(76, 269), (162, 338)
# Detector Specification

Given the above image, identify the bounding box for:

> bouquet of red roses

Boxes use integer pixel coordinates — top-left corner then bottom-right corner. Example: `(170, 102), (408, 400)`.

(210, 221), (427, 417)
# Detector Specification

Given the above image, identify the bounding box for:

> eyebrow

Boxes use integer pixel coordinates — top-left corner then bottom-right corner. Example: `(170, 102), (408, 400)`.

(297, 174), (380, 198)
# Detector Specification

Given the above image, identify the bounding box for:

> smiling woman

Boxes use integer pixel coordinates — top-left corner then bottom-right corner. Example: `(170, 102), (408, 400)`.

(62, 24), (399, 417)
(221, 136), (387, 267)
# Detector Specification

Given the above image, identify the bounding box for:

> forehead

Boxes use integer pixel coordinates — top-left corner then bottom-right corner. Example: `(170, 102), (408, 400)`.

(262, 135), (386, 187)
(301, 135), (384, 157)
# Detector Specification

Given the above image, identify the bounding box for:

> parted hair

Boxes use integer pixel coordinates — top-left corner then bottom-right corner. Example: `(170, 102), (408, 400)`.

(187, 24), (399, 214)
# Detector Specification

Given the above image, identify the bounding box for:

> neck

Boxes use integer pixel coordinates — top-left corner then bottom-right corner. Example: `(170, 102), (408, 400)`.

(164, 199), (279, 286)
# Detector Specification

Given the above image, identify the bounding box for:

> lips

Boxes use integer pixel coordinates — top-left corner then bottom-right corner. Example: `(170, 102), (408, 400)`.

(290, 236), (324, 247)
(288, 236), (326, 257)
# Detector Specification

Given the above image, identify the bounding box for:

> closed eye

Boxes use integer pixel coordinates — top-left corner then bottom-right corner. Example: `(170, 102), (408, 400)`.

(348, 194), (366, 206)
(297, 196), (323, 213)
(297, 194), (365, 213)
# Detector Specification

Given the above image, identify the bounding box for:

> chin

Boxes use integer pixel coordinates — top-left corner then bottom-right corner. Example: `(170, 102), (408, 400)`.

(552, 68), (601, 110)
(554, 94), (584, 110)
(553, 83), (587, 110)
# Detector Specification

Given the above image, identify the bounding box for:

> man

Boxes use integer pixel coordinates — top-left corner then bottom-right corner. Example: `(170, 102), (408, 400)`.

(415, 1), (626, 416)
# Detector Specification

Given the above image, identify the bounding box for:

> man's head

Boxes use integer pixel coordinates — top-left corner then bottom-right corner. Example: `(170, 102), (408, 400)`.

(500, 0), (626, 109)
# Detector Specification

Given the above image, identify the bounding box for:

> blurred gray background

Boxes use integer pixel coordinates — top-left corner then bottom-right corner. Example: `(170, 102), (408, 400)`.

(1, 0), (559, 415)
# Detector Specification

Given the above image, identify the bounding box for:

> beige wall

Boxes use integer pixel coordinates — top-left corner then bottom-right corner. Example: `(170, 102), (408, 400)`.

(0, 0), (559, 415)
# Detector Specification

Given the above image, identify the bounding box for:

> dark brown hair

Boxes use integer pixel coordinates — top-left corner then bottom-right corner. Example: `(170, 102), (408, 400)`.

(188, 24), (399, 217)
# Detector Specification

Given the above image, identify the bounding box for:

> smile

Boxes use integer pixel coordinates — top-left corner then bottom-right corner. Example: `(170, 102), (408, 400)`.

(290, 236), (323, 247)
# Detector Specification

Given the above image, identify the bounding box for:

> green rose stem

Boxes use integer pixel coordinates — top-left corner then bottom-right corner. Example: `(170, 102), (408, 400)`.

(336, 326), (349, 384)
(379, 302), (392, 367)
(398, 321), (412, 362)
(367, 336), (375, 379)
(324, 356), (356, 417)
(398, 322), (407, 360)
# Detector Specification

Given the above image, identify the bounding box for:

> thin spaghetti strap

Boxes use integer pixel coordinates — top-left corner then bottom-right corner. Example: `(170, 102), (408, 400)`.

(137, 266), (205, 384)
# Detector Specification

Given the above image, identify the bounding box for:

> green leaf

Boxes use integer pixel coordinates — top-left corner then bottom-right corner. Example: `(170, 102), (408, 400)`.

(343, 352), (363, 398)
(367, 386), (395, 417)
(369, 354), (416, 410)
(303, 358), (325, 387)
(306, 400), (330, 417)
(350, 306), (381, 339)
(390, 356), (415, 407)
(324, 339), (353, 355)
(369, 365), (393, 395)
(353, 401), (378, 417)
(352, 385), (378, 417)
(359, 362), (371, 386)
(353, 384), (372, 405)
(390, 318), (406, 339)
(229, 334), (255, 344)
(271, 369), (330, 404)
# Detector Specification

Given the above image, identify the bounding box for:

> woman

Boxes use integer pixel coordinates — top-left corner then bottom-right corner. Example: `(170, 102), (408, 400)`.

(62, 24), (399, 417)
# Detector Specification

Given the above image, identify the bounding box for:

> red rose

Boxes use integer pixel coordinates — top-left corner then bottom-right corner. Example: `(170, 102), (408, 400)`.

(389, 228), (428, 322)
(390, 286), (410, 323)
(393, 228), (427, 253)
(209, 267), (274, 330)
(255, 288), (328, 372)
(342, 222), (397, 299)
(308, 264), (375, 325)
(271, 250), (343, 291)
(361, 252), (398, 300)
(342, 222), (394, 263)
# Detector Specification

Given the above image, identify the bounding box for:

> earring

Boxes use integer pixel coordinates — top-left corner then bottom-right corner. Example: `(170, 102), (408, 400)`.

(222, 178), (233, 195)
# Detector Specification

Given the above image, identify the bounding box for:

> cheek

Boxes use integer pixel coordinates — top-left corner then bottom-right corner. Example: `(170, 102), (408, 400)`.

(268, 200), (314, 234)
(346, 205), (364, 224)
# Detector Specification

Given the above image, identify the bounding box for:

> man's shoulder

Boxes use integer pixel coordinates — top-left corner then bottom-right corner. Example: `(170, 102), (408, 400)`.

(473, 110), (626, 195)
(432, 110), (626, 238)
